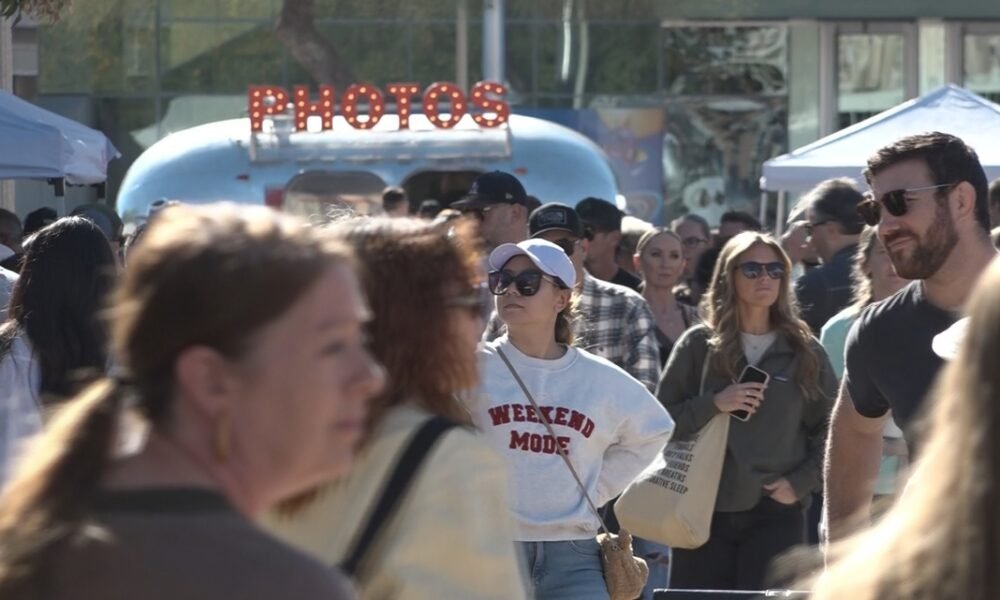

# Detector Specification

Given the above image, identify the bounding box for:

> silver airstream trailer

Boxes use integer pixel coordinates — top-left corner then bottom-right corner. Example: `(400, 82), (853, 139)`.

(116, 112), (620, 224)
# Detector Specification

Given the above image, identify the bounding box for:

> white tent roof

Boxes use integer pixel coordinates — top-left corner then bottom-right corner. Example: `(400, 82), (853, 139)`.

(761, 85), (1000, 192)
(0, 90), (120, 185)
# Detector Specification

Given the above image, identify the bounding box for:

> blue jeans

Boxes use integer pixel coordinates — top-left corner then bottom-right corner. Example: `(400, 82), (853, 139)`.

(517, 539), (609, 600)
(632, 537), (671, 599)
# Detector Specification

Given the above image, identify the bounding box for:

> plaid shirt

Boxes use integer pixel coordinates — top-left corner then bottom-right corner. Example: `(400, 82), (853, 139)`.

(483, 273), (661, 391)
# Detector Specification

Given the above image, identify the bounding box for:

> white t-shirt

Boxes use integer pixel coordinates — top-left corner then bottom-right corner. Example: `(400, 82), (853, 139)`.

(0, 334), (42, 487)
(470, 336), (674, 542)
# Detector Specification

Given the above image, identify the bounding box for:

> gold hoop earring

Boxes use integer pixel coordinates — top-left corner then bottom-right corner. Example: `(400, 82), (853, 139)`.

(213, 414), (231, 461)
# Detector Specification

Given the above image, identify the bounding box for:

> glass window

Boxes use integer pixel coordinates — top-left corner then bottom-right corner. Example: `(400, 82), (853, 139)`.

(96, 98), (159, 205)
(505, 22), (536, 100)
(284, 171), (388, 222)
(585, 24), (659, 94)
(964, 33), (1000, 104)
(411, 24), (458, 85)
(663, 25), (787, 96)
(663, 97), (787, 226)
(311, 22), (409, 85)
(837, 34), (905, 129)
(159, 22), (265, 93)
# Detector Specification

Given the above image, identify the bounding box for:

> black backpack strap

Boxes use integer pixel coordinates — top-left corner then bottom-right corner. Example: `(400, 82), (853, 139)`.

(341, 416), (456, 578)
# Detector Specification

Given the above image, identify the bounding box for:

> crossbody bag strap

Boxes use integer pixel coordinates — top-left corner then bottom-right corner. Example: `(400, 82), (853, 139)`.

(496, 347), (609, 536)
(341, 416), (456, 578)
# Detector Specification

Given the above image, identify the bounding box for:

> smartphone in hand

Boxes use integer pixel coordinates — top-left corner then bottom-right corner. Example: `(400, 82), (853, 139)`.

(731, 365), (770, 422)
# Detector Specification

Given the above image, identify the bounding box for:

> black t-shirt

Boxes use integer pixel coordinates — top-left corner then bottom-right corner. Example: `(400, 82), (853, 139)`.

(611, 268), (642, 292)
(844, 281), (957, 433)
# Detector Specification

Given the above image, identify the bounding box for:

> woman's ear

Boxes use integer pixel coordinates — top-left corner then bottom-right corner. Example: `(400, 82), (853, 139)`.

(174, 346), (239, 417)
(554, 288), (572, 313)
(632, 254), (642, 273)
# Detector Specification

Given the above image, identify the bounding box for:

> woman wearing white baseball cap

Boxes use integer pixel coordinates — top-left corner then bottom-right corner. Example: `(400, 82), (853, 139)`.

(466, 239), (674, 600)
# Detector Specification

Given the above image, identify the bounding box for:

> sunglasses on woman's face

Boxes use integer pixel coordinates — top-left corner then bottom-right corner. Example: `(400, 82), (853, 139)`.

(488, 269), (559, 296)
(738, 261), (785, 280)
(444, 291), (488, 318)
(856, 183), (956, 226)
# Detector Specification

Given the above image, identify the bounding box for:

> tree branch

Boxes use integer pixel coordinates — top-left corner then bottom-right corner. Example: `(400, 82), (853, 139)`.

(275, 0), (355, 87)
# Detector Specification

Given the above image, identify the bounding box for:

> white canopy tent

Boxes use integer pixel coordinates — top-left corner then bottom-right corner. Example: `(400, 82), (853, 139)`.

(0, 90), (120, 187)
(759, 85), (1000, 233)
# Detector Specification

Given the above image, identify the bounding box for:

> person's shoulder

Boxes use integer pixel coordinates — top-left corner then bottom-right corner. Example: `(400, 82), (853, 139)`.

(572, 347), (655, 396)
(821, 307), (857, 337)
(676, 323), (712, 346)
(572, 345), (640, 376)
(205, 516), (355, 595)
(855, 282), (921, 330)
(589, 274), (645, 301)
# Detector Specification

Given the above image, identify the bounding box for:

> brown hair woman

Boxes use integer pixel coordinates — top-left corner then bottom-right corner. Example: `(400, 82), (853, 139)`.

(266, 217), (527, 600)
(0, 203), (384, 599)
(658, 231), (837, 591)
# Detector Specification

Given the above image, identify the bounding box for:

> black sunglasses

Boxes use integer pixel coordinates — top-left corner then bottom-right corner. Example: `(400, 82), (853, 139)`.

(488, 269), (560, 296)
(857, 183), (956, 226)
(804, 220), (830, 235)
(445, 291), (488, 318)
(739, 261), (785, 280)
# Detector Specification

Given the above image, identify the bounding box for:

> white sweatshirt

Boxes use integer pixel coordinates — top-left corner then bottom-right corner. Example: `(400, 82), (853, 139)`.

(471, 336), (674, 542)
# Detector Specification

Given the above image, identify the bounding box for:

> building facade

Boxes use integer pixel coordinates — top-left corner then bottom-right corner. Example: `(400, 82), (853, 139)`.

(13, 0), (1000, 223)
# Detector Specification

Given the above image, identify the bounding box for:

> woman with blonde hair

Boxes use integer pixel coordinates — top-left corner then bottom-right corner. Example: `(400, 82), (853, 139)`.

(0, 204), (384, 599)
(633, 227), (701, 366)
(810, 257), (1000, 600)
(266, 217), (526, 599)
(658, 231), (837, 591)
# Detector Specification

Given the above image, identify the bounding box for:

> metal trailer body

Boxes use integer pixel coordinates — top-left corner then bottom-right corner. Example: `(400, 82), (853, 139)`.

(117, 113), (620, 224)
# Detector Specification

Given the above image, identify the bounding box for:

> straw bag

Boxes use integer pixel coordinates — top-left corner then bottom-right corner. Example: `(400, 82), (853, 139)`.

(614, 350), (728, 549)
(497, 348), (647, 600)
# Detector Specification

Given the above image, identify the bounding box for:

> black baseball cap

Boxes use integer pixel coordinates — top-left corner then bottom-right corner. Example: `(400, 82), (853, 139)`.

(576, 197), (623, 232)
(529, 203), (585, 238)
(452, 171), (528, 210)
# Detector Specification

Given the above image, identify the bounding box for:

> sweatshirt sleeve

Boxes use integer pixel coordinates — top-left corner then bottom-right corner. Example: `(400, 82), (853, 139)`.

(595, 384), (674, 506)
(783, 341), (838, 500)
(655, 327), (720, 438)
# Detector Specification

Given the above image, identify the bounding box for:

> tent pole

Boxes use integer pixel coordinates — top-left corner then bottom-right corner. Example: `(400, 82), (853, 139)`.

(775, 191), (787, 238)
(0, 17), (14, 212)
(759, 190), (768, 232)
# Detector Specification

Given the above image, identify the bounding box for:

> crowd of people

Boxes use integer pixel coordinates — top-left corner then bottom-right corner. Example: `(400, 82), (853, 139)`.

(0, 129), (997, 599)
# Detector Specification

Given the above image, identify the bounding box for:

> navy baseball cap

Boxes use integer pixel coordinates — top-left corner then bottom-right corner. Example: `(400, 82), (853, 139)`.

(529, 203), (585, 238)
(576, 197), (624, 232)
(452, 171), (528, 209)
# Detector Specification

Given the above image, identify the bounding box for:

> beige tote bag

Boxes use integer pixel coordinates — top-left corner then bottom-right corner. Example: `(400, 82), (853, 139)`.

(614, 353), (729, 549)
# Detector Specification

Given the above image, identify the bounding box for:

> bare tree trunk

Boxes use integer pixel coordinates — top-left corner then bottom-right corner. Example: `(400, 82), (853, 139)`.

(275, 0), (355, 87)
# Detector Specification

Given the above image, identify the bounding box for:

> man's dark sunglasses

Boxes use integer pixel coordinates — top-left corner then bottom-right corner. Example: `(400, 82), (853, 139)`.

(857, 183), (956, 226)
(738, 261), (785, 280)
(488, 269), (560, 296)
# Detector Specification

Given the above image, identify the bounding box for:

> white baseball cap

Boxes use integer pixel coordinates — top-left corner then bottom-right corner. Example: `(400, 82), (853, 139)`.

(487, 239), (576, 289)
(932, 317), (969, 361)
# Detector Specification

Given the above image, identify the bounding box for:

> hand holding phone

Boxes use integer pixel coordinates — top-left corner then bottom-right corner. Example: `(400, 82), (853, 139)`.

(713, 365), (769, 421)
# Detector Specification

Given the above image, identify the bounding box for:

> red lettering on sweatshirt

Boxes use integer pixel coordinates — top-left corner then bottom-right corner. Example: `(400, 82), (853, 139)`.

(491, 404), (596, 438)
(508, 429), (572, 455)
(488, 405), (511, 426)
